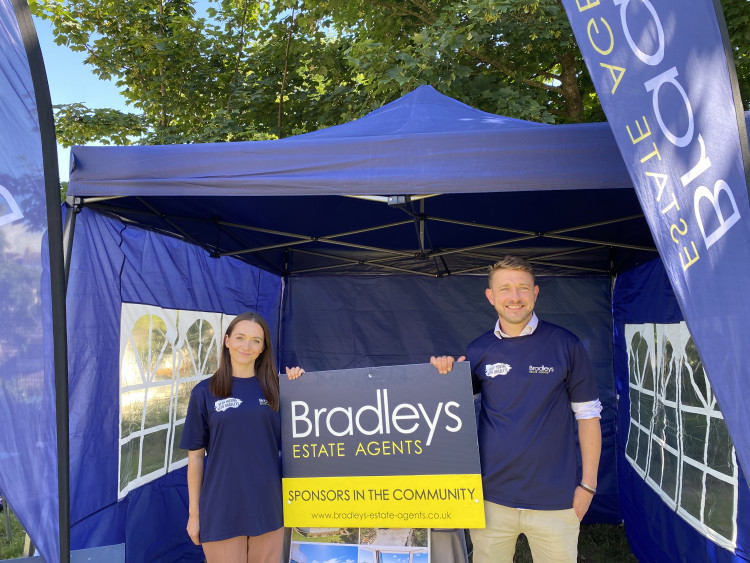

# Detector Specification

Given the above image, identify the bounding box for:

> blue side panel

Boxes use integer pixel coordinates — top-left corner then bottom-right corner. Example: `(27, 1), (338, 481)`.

(611, 258), (683, 327)
(124, 468), (203, 562)
(66, 208), (282, 561)
(118, 222), (282, 317)
(67, 500), (127, 552)
(619, 459), (750, 563)
(67, 210), (127, 543)
(281, 274), (620, 523)
(613, 258), (749, 563)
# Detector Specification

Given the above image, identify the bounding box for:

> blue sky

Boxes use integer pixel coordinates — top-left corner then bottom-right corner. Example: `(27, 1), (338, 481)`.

(33, 15), (127, 182)
(33, 2), (213, 182)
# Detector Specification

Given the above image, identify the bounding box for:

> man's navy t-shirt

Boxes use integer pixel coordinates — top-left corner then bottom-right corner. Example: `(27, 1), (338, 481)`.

(180, 376), (283, 541)
(468, 320), (598, 510)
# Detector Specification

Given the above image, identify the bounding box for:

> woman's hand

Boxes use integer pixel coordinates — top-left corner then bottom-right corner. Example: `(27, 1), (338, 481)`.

(286, 366), (305, 380)
(187, 513), (200, 545)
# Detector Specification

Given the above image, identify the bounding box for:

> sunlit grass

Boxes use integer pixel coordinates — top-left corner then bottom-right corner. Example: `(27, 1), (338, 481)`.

(0, 505), (27, 560)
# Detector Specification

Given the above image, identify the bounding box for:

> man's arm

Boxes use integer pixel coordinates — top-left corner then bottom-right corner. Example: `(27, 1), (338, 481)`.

(573, 417), (601, 520)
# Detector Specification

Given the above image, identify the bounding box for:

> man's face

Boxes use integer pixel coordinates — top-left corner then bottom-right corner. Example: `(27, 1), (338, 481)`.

(485, 268), (539, 336)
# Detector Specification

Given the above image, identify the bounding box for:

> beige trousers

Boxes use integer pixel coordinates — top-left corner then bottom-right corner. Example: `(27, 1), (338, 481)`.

(470, 501), (580, 563)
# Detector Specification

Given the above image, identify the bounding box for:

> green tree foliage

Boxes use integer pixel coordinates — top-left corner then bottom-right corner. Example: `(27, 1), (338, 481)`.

(30, 0), (750, 148)
(53, 104), (146, 146)
(721, 0), (750, 105)
(311, 0), (591, 122)
(31, 0), (366, 143)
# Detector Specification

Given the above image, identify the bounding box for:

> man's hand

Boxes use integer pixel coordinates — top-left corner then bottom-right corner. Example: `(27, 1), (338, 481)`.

(286, 366), (305, 380)
(572, 485), (594, 521)
(429, 355), (466, 374)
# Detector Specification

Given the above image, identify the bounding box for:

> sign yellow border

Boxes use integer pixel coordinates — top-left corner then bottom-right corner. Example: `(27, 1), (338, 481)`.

(284, 474), (484, 528)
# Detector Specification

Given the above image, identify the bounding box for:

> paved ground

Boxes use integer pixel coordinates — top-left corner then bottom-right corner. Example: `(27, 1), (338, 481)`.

(371, 528), (412, 546)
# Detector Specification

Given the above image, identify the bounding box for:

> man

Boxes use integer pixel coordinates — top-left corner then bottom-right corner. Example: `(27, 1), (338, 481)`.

(431, 255), (601, 563)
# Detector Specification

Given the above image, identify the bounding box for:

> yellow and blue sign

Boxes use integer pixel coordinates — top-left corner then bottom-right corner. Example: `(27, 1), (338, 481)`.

(280, 362), (484, 528)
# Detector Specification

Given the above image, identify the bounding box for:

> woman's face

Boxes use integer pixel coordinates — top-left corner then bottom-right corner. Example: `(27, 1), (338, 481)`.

(225, 320), (265, 369)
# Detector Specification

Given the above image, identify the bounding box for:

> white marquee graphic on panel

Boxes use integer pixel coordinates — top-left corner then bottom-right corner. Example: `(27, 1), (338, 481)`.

(118, 304), (235, 498)
(625, 322), (738, 551)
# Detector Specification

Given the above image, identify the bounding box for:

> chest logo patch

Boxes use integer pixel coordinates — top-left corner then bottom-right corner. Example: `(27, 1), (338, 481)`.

(215, 398), (242, 412)
(258, 398), (269, 406)
(529, 365), (555, 374)
(485, 362), (512, 378)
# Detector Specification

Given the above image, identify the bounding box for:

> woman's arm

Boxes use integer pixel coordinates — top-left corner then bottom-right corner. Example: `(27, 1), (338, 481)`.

(186, 448), (205, 545)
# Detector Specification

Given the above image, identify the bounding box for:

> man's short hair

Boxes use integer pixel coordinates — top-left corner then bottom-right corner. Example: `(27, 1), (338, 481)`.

(488, 255), (536, 287)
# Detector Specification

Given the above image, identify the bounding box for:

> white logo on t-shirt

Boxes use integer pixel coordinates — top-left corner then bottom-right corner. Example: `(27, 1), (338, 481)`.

(258, 398), (269, 406)
(485, 362), (512, 378)
(215, 398), (242, 412)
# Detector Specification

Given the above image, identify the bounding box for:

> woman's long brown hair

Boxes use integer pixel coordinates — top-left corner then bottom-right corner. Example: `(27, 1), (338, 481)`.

(209, 312), (280, 411)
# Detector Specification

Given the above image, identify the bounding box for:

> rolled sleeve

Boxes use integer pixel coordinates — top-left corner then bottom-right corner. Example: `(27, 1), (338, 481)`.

(571, 399), (602, 420)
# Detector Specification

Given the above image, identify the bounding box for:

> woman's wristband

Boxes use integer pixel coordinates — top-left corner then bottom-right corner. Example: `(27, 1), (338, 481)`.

(578, 482), (597, 495)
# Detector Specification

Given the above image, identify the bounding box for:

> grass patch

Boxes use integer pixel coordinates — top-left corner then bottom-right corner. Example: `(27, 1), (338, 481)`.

(578, 523), (638, 562)
(508, 523), (637, 563)
(0, 505), (27, 560)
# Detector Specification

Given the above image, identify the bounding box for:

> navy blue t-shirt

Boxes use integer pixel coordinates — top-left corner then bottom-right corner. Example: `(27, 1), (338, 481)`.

(180, 376), (283, 541)
(467, 320), (598, 510)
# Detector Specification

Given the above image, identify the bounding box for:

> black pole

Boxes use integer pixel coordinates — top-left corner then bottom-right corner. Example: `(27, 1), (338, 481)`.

(62, 198), (78, 289)
(11, 2), (70, 562)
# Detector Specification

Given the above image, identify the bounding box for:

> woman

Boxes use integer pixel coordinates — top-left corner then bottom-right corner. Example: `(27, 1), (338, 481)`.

(180, 312), (304, 562)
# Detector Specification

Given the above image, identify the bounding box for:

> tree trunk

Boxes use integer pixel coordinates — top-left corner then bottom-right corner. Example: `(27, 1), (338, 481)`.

(558, 50), (584, 122)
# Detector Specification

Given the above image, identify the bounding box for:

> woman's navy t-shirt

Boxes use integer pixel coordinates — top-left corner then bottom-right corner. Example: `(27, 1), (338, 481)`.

(180, 376), (283, 541)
